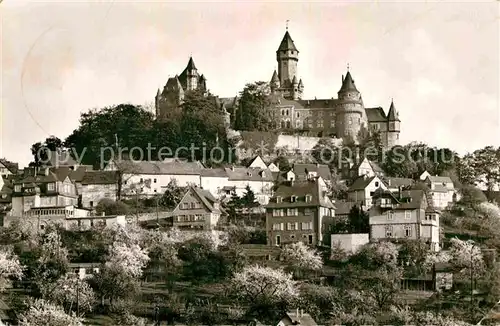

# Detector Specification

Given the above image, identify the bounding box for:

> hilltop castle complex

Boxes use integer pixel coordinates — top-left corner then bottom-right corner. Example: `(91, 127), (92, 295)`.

(155, 28), (401, 148)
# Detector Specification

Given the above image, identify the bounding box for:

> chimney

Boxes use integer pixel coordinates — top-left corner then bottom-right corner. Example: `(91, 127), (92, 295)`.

(398, 186), (402, 199)
(296, 308), (299, 317)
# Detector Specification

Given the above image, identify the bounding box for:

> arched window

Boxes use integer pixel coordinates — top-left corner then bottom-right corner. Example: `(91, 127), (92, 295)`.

(280, 121), (286, 129)
(286, 121), (291, 129)
(286, 110), (289, 116)
(281, 109), (285, 116)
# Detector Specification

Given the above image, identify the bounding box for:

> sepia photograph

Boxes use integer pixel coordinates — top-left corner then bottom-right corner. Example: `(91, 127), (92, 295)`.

(0, 0), (499, 325)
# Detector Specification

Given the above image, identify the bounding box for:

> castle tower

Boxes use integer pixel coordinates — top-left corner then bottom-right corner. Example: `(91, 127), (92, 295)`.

(291, 75), (299, 100)
(184, 57), (198, 91)
(270, 70), (280, 93)
(335, 71), (365, 142)
(386, 99), (401, 148)
(275, 29), (302, 100)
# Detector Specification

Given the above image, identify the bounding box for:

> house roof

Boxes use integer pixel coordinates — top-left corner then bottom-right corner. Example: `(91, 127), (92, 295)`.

(365, 107), (387, 122)
(384, 177), (414, 188)
(283, 311), (318, 326)
(266, 179), (335, 209)
(297, 98), (337, 109)
(351, 158), (384, 174)
(348, 176), (378, 191)
(373, 189), (427, 210)
(0, 159), (19, 174)
(427, 176), (453, 184)
(112, 160), (204, 175)
(292, 163), (331, 180)
(15, 167), (72, 184)
(200, 168), (228, 178)
(175, 186), (220, 214)
(334, 201), (356, 215)
(224, 167), (274, 182)
(69, 166), (91, 182)
(81, 171), (119, 185)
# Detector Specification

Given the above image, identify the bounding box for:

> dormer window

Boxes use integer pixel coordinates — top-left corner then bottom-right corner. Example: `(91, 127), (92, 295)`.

(247, 172), (252, 177)
(305, 195), (312, 203)
(14, 185), (21, 192)
(291, 196), (297, 203)
(276, 196), (282, 203)
(47, 183), (55, 191)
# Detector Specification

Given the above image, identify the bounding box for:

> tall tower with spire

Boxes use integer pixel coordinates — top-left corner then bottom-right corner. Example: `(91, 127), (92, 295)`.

(271, 25), (303, 100)
(386, 99), (401, 148)
(335, 69), (366, 142)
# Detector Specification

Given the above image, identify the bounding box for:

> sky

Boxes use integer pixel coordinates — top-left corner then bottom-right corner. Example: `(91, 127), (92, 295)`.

(1, 0), (499, 168)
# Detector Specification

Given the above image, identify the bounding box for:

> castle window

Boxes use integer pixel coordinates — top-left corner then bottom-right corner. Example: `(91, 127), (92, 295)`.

(330, 120), (335, 128)
(296, 112), (300, 118)
(286, 110), (289, 116)
(296, 120), (301, 128)
(286, 121), (291, 129)
(404, 225), (412, 237)
(281, 121), (286, 129)
(317, 120), (323, 128)
(385, 225), (393, 238)
(349, 118), (353, 125)
(281, 110), (284, 116)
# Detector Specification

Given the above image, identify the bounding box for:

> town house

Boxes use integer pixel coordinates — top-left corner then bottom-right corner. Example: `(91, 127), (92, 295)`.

(265, 177), (335, 246)
(347, 175), (387, 209)
(199, 168), (229, 199)
(170, 186), (222, 230)
(225, 167), (274, 205)
(349, 157), (385, 179)
(369, 188), (440, 251)
(424, 175), (456, 209)
(0, 159), (19, 178)
(105, 159), (204, 197)
(80, 171), (119, 209)
(11, 167), (78, 217)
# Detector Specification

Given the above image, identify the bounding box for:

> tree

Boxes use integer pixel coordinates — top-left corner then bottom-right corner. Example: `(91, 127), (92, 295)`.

(281, 242), (323, 278)
(347, 205), (369, 233)
(179, 90), (230, 163)
(30, 136), (64, 167)
(159, 179), (186, 209)
(95, 199), (130, 216)
(230, 265), (297, 321)
(19, 299), (84, 326)
(65, 104), (155, 167)
(46, 275), (95, 315)
(274, 156), (290, 172)
(397, 239), (430, 276)
(0, 248), (23, 292)
(235, 82), (276, 131)
(466, 146), (500, 196)
(105, 241), (149, 279)
(311, 138), (342, 171)
(241, 185), (258, 208)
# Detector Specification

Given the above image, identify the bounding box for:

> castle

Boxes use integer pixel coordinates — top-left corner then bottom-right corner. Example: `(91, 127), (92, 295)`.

(155, 28), (401, 148)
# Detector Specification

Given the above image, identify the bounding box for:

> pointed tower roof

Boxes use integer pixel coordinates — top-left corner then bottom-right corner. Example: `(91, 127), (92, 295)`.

(277, 31), (298, 52)
(292, 75), (298, 84)
(339, 71), (359, 93)
(298, 78), (304, 87)
(387, 99), (400, 121)
(271, 70), (279, 83)
(186, 56), (197, 70)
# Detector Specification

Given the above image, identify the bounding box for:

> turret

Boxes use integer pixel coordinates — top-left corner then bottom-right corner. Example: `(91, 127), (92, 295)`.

(335, 70), (366, 142)
(386, 99), (401, 148)
(298, 78), (304, 91)
(270, 70), (280, 92)
(155, 88), (161, 118)
(276, 30), (299, 88)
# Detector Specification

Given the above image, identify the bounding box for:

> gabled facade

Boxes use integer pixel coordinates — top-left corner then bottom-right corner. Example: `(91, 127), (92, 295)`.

(291, 163), (332, 182)
(171, 187), (221, 230)
(384, 177), (414, 192)
(349, 157), (384, 179)
(267, 162), (280, 172)
(200, 168), (229, 199)
(265, 178), (335, 246)
(424, 175), (456, 209)
(247, 156), (268, 169)
(225, 167), (274, 205)
(347, 175), (387, 209)
(11, 167), (78, 217)
(0, 159), (19, 177)
(80, 171), (119, 209)
(369, 189), (440, 251)
(277, 310), (318, 326)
